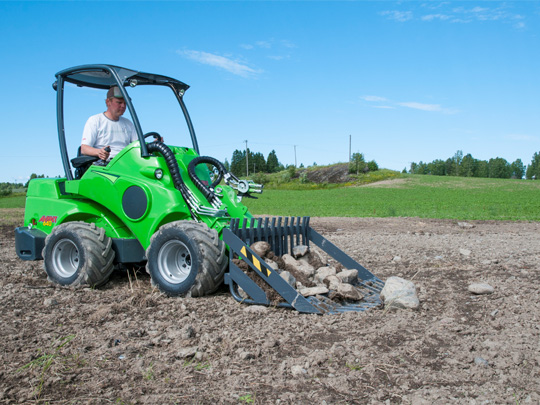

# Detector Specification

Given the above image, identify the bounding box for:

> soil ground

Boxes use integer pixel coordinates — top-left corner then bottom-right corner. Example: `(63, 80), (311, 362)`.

(1, 211), (539, 404)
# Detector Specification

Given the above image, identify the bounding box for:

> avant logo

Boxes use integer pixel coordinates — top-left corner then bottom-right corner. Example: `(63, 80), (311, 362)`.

(38, 216), (58, 227)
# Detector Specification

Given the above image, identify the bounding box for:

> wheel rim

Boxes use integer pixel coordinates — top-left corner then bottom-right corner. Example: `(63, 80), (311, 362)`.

(157, 240), (192, 284)
(52, 238), (80, 278)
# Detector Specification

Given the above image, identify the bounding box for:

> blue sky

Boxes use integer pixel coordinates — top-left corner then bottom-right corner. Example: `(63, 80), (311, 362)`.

(1, 1), (539, 183)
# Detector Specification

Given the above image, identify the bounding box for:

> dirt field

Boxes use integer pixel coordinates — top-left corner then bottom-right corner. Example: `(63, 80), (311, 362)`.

(1, 211), (539, 404)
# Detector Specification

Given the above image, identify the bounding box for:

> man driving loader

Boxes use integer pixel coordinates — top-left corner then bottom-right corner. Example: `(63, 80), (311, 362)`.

(80, 86), (138, 162)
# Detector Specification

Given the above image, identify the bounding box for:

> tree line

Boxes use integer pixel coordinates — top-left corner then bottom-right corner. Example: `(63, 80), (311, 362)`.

(406, 150), (540, 179)
(227, 149), (285, 177)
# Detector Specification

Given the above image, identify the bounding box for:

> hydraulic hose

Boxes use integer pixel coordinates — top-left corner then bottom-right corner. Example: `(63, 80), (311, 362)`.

(146, 142), (195, 216)
(187, 156), (226, 202)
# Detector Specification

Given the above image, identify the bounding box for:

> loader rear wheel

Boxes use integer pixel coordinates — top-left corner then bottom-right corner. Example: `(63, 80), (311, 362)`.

(42, 222), (115, 288)
(146, 221), (227, 297)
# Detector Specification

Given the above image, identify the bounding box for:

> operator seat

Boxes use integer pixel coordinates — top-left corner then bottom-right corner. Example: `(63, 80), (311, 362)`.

(71, 146), (99, 179)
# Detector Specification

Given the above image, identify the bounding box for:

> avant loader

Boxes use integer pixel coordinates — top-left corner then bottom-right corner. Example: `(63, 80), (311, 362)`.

(15, 64), (382, 314)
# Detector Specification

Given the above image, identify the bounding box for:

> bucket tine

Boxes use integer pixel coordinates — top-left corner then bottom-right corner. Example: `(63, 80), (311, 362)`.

(226, 216), (383, 314)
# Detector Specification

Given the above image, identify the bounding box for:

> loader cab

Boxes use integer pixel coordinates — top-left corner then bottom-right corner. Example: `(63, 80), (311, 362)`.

(53, 64), (199, 181)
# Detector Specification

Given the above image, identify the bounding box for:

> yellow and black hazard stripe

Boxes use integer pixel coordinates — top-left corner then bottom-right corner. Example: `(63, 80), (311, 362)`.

(240, 246), (271, 277)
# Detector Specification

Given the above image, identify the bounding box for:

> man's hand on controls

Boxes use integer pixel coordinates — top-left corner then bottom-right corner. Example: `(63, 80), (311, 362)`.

(98, 146), (111, 161)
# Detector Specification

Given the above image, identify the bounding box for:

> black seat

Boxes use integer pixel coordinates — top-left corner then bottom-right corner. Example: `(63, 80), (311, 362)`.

(71, 147), (99, 179)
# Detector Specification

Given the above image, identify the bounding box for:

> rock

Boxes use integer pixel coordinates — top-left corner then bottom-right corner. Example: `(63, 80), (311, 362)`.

(459, 248), (471, 256)
(314, 267), (336, 284)
(298, 248), (327, 269)
(468, 283), (494, 295)
(380, 276), (420, 310)
(474, 356), (489, 367)
(334, 283), (362, 301)
(44, 298), (58, 307)
(181, 325), (195, 339)
(239, 351), (255, 360)
(250, 241), (271, 257)
(292, 245), (309, 258)
(176, 346), (198, 359)
(243, 305), (268, 313)
(281, 254), (298, 268)
(282, 254), (316, 278)
(295, 264), (316, 279)
(299, 286), (329, 297)
(324, 275), (341, 291)
(458, 222), (475, 229)
(265, 260), (279, 271)
(237, 287), (249, 300)
(291, 365), (307, 376)
(279, 271), (296, 287)
(336, 269), (358, 284)
(393, 256), (402, 262)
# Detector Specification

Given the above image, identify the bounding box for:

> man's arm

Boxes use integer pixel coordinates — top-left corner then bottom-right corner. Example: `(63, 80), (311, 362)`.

(81, 144), (110, 160)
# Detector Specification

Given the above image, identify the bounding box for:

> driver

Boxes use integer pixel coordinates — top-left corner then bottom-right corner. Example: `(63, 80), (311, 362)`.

(81, 86), (137, 162)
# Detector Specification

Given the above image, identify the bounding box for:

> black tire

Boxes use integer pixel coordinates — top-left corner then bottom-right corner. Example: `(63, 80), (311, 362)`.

(42, 222), (115, 288)
(146, 221), (227, 297)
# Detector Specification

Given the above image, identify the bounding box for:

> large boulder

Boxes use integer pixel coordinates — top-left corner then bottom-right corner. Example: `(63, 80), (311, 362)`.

(380, 276), (420, 310)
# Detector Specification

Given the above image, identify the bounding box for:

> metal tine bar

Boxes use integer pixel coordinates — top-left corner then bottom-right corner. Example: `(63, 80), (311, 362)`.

(284, 217), (290, 255)
(294, 216), (300, 247)
(262, 217), (269, 246)
(270, 217), (277, 255)
(249, 217), (256, 245)
(357, 281), (383, 294)
(303, 217), (310, 246)
(255, 217), (262, 243)
(290, 217), (296, 253)
(277, 217), (283, 256)
(241, 217), (248, 245)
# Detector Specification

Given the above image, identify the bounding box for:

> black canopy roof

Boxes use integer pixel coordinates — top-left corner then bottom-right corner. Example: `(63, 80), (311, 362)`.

(55, 64), (190, 92)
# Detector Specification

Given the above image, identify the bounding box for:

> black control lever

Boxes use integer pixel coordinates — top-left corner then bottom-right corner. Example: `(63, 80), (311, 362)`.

(94, 146), (111, 166)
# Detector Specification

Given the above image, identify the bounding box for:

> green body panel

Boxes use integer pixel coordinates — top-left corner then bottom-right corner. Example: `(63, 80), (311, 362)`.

(24, 141), (253, 251)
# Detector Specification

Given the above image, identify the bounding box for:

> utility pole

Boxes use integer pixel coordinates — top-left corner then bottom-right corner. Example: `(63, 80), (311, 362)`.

(244, 140), (249, 176)
(349, 135), (351, 163)
(294, 145), (297, 168)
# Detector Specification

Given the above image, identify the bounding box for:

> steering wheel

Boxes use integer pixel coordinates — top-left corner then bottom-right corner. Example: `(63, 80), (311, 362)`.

(143, 132), (163, 142)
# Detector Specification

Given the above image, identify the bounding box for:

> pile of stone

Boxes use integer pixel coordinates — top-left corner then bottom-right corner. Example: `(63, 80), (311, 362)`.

(232, 241), (366, 303)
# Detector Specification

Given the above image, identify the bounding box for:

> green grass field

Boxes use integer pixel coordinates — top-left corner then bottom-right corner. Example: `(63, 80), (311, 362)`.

(243, 175), (540, 221)
(2, 175), (539, 221)
(0, 193), (26, 209)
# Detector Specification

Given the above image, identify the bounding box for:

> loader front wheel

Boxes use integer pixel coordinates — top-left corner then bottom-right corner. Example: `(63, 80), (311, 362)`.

(43, 222), (115, 287)
(146, 221), (227, 297)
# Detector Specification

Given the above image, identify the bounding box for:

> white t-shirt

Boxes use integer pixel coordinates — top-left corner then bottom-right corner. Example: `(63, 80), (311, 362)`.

(81, 113), (138, 159)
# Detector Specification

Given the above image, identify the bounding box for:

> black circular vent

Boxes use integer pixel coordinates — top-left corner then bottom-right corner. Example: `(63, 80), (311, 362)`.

(122, 186), (148, 220)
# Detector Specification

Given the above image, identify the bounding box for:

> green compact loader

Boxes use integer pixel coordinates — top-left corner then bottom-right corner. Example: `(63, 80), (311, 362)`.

(15, 64), (383, 314)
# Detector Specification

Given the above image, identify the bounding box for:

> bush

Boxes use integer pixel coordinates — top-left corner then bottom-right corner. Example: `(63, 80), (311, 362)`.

(367, 160), (379, 172)
(251, 172), (268, 185)
(0, 183), (13, 197)
(299, 172), (310, 184)
(287, 165), (296, 178)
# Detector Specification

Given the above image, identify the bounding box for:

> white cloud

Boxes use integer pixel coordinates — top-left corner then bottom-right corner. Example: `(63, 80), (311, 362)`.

(362, 95), (457, 114)
(362, 95), (388, 102)
(380, 10), (413, 22)
(383, 4), (526, 28)
(398, 101), (458, 114)
(504, 134), (538, 142)
(178, 50), (261, 78)
(398, 101), (443, 112)
(421, 14), (451, 21)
